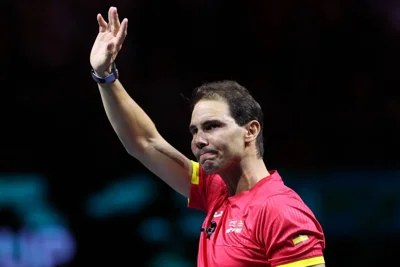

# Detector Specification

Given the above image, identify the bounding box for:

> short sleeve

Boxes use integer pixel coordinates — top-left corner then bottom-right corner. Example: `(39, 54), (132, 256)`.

(261, 197), (326, 267)
(187, 161), (226, 213)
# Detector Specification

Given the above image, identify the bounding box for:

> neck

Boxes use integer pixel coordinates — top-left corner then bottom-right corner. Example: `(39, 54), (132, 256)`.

(218, 156), (270, 196)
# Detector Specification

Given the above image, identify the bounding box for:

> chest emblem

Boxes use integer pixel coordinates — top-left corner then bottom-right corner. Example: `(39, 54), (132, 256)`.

(225, 219), (244, 234)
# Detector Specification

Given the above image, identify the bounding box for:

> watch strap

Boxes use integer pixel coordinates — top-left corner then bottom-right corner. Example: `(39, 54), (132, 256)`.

(91, 62), (119, 84)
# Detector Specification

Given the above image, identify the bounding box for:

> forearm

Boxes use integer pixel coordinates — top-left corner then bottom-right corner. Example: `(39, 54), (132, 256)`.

(98, 79), (160, 156)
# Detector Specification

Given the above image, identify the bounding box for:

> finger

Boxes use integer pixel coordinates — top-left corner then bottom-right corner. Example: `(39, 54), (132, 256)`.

(97, 14), (107, 32)
(113, 7), (121, 33)
(109, 7), (120, 35)
(107, 6), (114, 31)
(115, 18), (128, 48)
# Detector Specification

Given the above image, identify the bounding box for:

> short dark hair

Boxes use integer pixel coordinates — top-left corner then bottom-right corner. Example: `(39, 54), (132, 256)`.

(190, 80), (264, 158)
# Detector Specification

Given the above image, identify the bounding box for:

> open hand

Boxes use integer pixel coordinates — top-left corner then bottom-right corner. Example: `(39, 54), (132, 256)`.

(90, 7), (128, 76)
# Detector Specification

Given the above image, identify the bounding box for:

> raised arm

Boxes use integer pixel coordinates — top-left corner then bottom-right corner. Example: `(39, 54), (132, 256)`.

(89, 6), (192, 197)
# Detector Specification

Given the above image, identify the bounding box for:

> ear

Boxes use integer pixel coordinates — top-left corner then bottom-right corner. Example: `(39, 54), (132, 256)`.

(244, 120), (261, 143)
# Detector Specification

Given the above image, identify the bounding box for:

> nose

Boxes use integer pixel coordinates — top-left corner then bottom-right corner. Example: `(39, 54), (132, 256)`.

(194, 133), (208, 150)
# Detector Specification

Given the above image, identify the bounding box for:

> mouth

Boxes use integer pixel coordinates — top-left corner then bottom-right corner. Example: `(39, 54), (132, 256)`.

(199, 152), (216, 164)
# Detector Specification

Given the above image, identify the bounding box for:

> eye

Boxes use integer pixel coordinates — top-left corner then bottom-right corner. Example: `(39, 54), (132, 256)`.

(204, 124), (219, 131)
(190, 128), (198, 136)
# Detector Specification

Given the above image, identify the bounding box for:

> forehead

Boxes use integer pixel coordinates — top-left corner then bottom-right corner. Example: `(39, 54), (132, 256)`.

(190, 99), (234, 125)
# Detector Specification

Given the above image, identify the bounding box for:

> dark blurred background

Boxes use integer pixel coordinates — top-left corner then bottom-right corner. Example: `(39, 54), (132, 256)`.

(1, 0), (399, 266)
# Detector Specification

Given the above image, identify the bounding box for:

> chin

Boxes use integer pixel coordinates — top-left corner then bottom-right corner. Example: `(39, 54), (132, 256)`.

(201, 160), (222, 174)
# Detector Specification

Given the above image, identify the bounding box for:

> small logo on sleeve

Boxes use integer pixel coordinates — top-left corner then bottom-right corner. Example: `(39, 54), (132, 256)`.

(292, 235), (309, 245)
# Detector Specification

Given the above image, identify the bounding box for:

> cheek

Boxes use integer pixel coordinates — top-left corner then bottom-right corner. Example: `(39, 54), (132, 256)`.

(231, 139), (245, 155)
(190, 140), (196, 153)
(232, 132), (246, 152)
(220, 133), (244, 155)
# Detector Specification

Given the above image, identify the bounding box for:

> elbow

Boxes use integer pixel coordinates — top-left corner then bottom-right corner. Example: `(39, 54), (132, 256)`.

(125, 142), (146, 159)
(126, 147), (139, 158)
(125, 137), (154, 159)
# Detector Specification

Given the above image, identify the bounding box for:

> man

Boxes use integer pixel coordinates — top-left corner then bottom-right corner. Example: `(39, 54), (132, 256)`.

(90, 6), (326, 267)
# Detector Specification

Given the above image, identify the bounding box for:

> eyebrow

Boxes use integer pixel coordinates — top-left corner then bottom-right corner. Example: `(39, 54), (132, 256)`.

(189, 119), (223, 133)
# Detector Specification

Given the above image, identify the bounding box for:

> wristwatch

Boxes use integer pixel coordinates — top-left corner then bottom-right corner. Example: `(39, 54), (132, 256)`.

(91, 62), (119, 84)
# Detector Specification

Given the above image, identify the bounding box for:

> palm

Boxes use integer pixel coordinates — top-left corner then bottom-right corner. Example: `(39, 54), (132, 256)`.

(91, 32), (116, 67)
(90, 7), (128, 75)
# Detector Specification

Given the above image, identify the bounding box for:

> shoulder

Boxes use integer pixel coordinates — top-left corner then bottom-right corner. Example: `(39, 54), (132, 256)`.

(264, 192), (310, 214)
(255, 193), (325, 254)
(257, 192), (324, 243)
(254, 171), (313, 217)
(250, 174), (308, 215)
(254, 185), (318, 230)
(247, 184), (316, 234)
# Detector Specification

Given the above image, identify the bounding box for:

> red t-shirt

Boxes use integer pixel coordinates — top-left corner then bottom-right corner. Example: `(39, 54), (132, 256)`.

(188, 161), (326, 267)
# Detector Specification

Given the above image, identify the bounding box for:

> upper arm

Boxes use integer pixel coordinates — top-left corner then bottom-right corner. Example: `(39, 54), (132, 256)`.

(261, 197), (326, 267)
(134, 135), (192, 198)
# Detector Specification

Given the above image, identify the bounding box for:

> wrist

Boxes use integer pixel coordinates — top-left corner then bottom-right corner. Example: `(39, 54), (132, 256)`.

(91, 62), (119, 84)
(93, 67), (112, 78)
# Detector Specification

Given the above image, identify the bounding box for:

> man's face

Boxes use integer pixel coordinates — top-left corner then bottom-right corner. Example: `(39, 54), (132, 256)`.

(189, 99), (246, 174)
